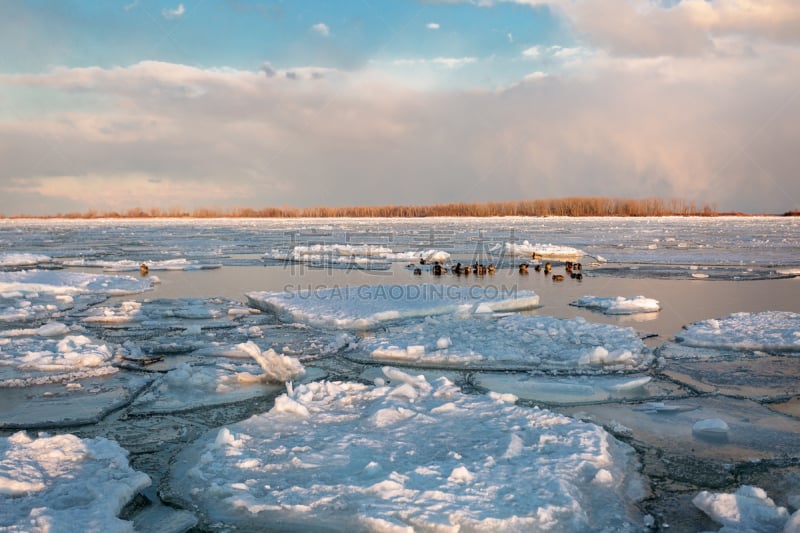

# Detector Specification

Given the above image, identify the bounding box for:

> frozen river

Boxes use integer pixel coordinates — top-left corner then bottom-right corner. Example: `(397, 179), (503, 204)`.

(1, 216), (799, 532)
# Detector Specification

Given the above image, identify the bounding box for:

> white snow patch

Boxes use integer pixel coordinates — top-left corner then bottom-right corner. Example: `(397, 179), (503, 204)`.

(0, 253), (52, 267)
(492, 241), (586, 259)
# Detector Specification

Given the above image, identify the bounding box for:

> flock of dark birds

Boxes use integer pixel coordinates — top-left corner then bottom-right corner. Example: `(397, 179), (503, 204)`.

(412, 256), (583, 281)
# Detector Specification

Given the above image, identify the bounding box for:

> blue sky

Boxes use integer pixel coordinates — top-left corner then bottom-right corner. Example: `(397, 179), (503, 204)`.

(1, 0), (799, 214)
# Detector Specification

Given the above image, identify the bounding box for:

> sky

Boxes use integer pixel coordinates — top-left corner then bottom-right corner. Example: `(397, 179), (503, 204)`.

(1, 0), (799, 215)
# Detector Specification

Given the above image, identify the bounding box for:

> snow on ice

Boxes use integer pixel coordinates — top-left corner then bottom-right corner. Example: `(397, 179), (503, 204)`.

(168, 367), (647, 532)
(263, 244), (450, 269)
(570, 295), (661, 315)
(246, 284), (541, 330)
(0, 431), (151, 533)
(675, 311), (800, 353)
(693, 485), (798, 532)
(351, 314), (652, 373)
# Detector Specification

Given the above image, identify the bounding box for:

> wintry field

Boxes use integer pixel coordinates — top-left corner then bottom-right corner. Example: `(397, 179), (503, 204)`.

(1, 216), (799, 532)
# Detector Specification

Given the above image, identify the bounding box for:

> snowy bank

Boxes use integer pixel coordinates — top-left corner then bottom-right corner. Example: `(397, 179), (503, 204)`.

(351, 314), (651, 373)
(168, 367), (646, 531)
(246, 284), (540, 330)
(0, 432), (151, 533)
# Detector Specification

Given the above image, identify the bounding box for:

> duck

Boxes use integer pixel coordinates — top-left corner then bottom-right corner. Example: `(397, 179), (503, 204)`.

(487, 263), (495, 274)
(413, 268), (422, 276)
(433, 261), (444, 276)
(463, 266), (472, 275)
(139, 263), (149, 276)
(453, 262), (462, 275)
(552, 274), (565, 282)
(519, 263), (529, 274)
(534, 264), (542, 272)
(544, 262), (552, 274)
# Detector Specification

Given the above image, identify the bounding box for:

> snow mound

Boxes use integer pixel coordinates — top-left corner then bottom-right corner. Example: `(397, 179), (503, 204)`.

(0, 431), (151, 532)
(570, 295), (661, 315)
(246, 284), (540, 330)
(168, 367), (646, 531)
(675, 311), (800, 353)
(353, 314), (651, 373)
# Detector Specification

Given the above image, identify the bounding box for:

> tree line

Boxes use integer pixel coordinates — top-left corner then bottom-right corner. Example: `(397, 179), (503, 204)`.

(5, 196), (789, 219)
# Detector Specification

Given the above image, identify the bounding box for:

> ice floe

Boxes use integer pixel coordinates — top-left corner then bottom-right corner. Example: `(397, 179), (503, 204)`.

(0, 270), (153, 298)
(0, 431), (151, 532)
(263, 245), (450, 269)
(64, 258), (221, 272)
(350, 314), (652, 373)
(246, 284), (541, 330)
(674, 311), (800, 353)
(490, 241), (586, 259)
(126, 341), (323, 414)
(570, 295), (661, 315)
(167, 367), (647, 531)
(0, 252), (53, 268)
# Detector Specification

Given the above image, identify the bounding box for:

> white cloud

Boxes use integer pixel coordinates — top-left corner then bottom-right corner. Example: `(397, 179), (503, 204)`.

(507, 32), (513, 43)
(522, 46), (541, 58)
(124, 1), (138, 12)
(391, 57), (478, 69)
(427, 22), (441, 30)
(311, 23), (330, 37)
(161, 3), (185, 19)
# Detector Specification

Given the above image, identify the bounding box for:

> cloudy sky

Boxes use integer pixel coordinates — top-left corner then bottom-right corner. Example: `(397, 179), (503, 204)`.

(1, 0), (799, 215)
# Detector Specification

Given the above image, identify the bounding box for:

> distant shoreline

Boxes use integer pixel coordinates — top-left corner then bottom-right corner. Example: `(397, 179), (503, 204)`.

(1, 197), (797, 219)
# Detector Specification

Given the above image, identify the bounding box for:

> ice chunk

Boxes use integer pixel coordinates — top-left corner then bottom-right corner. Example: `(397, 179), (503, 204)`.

(352, 314), (651, 373)
(692, 418), (729, 436)
(570, 295), (661, 315)
(693, 485), (790, 532)
(0, 432), (151, 531)
(675, 311), (800, 353)
(0, 269), (153, 297)
(235, 341), (305, 382)
(168, 368), (646, 531)
(246, 284), (540, 330)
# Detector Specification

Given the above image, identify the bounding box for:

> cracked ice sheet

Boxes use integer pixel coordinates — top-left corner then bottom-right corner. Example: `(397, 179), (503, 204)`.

(167, 367), (647, 532)
(246, 284), (540, 330)
(0, 432), (151, 533)
(349, 314), (652, 373)
(570, 295), (661, 315)
(674, 311), (800, 354)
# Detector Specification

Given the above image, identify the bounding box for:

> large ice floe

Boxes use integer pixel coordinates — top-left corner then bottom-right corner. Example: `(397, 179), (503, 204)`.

(246, 284), (540, 330)
(263, 245), (451, 270)
(0, 270), (153, 325)
(0, 431), (151, 533)
(0, 252), (54, 268)
(349, 314), (652, 373)
(489, 241), (586, 260)
(673, 311), (800, 353)
(167, 367), (647, 532)
(63, 258), (221, 272)
(570, 295), (661, 315)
